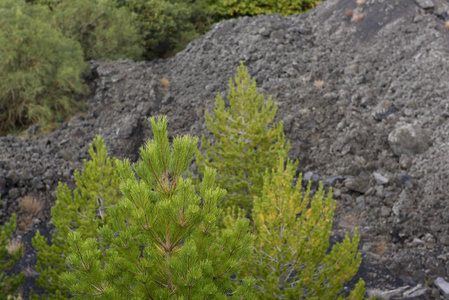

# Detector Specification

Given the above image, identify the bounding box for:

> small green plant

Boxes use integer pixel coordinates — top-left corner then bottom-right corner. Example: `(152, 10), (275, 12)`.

(52, 0), (144, 61)
(61, 116), (255, 299)
(196, 63), (289, 213)
(237, 156), (365, 299)
(0, 0), (87, 135)
(206, 0), (322, 18)
(0, 194), (25, 299)
(32, 136), (121, 299)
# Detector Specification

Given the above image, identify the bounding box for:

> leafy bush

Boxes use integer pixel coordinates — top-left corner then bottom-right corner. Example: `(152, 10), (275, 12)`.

(196, 63), (289, 213)
(32, 137), (121, 299)
(61, 116), (255, 299)
(25, 0), (61, 11)
(206, 0), (323, 18)
(237, 157), (365, 299)
(0, 0), (87, 134)
(0, 208), (25, 299)
(30, 0), (212, 60)
(120, 0), (212, 60)
(52, 0), (144, 61)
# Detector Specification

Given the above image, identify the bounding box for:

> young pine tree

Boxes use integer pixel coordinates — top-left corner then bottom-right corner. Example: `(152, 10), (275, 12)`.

(0, 203), (25, 299)
(240, 156), (365, 299)
(61, 116), (255, 299)
(196, 63), (289, 213)
(32, 137), (121, 299)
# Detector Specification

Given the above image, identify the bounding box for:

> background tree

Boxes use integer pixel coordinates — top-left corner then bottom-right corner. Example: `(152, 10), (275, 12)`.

(205, 0), (322, 18)
(52, 0), (144, 61)
(32, 137), (121, 299)
(25, 0), (61, 11)
(196, 63), (289, 214)
(118, 0), (212, 60)
(239, 156), (365, 299)
(0, 0), (87, 135)
(61, 116), (255, 299)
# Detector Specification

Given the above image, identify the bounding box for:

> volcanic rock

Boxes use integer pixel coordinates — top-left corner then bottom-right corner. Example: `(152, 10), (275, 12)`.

(388, 124), (431, 157)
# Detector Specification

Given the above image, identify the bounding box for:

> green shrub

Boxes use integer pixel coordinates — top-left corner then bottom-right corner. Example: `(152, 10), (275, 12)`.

(31, 0), (212, 60)
(61, 116), (255, 299)
(0, 203), (25, 299)
(206, 0), (322, 18)
(196, 63), (289, 214)
(31, 137), (121, 299)
(0, 0), (87, 135)
(26, 0), (61, 11)
(236, 157), (365, 299)
(120, 0), (212, 60)
(52, 0), (144, 61)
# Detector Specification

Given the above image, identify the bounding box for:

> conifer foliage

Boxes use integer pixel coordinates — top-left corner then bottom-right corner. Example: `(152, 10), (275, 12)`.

(61, 116), (255, 299)
(32, 137), (121, 299)
(242, 157), (365, 299)
(0, 210), (25, 299)
(196, 63), (289, 213)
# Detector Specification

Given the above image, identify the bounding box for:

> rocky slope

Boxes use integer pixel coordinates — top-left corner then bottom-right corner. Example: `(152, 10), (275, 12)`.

(2, 0), (449, 298)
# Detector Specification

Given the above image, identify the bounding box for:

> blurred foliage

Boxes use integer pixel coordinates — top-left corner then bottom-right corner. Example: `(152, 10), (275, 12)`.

(0, 0), (87, 135)
(52, 0), (144, 61)
(205, 0), (323, 18)
(117, 0), (213, 60)
(25, 0), (61, 11)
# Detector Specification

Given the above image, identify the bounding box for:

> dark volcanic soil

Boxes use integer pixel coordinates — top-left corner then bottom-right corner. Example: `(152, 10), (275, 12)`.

(2, 0), (449, 298)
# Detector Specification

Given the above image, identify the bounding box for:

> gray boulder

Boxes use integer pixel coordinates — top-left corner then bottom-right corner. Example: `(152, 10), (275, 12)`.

(388, 124), (431, 156)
